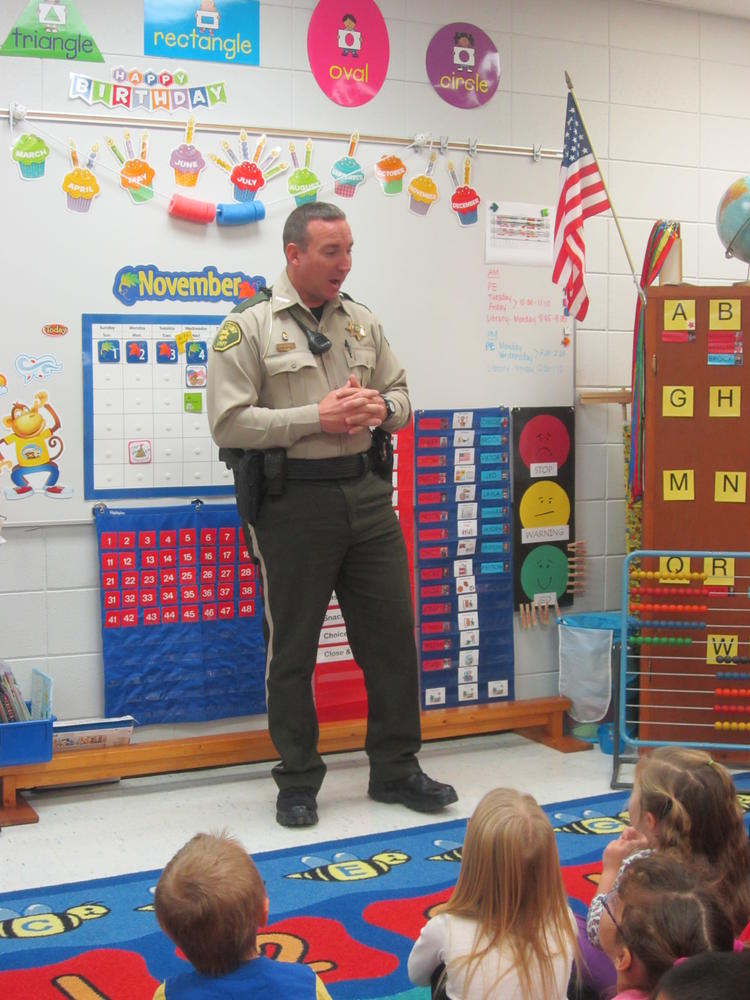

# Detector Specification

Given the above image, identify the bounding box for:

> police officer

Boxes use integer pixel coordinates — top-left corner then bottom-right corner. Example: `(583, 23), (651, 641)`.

(208, 202), (457, 827)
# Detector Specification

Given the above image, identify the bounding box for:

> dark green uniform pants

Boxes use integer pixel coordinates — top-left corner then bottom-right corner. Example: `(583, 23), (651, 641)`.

(249, 469), (422, 792)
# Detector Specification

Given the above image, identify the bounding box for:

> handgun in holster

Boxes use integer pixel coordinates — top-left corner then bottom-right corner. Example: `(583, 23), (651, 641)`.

(371, 427), (394, 483)
(219, 447), (265, 526)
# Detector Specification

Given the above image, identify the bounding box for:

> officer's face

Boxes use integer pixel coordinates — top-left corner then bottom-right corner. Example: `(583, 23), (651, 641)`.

(286, 218), (353, 307)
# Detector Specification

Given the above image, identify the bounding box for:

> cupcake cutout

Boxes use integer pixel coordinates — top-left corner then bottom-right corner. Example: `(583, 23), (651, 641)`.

(62, 139), (100, 214)
(331, 131), (364, 199)
(448, 156), (480, 227)
(230, 160), (265, 202)
(12, 133), (49, 180)
(375, 153), (406, 195)
(106, 131), (155, 205)
(210, 131), (288, 204)
(170, 117), (205, 187)
(407, 151), (439, 216)
(288, 139), (320, 206)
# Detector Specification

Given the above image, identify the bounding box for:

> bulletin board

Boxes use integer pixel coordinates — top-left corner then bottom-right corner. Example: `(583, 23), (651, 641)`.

(0, 107), (572, 526)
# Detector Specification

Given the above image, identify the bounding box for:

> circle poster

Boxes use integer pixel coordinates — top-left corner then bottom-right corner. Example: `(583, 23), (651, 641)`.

(425, 22), (500, 109)
(307, 0), (390, 108)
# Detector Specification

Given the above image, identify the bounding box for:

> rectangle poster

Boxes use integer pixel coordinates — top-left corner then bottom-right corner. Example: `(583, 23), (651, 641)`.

(144, 0), (260, 66)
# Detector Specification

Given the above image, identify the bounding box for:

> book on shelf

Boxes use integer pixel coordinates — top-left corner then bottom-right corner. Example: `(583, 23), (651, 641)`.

(52, 715), (135, 752)
(0, 688), (16, 723)
(0, 668), (31, 723)
(31, 667), (53, 720)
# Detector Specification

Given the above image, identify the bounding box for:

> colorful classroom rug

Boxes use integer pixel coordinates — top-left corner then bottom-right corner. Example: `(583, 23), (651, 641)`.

(2, 782), (750, 1000)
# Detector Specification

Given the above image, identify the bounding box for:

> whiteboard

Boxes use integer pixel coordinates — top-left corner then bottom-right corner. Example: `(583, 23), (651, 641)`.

(0, 117), (572, 526)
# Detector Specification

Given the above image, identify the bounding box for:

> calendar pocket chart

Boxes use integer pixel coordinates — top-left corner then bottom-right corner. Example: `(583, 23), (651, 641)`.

(83, 313), (234, 499)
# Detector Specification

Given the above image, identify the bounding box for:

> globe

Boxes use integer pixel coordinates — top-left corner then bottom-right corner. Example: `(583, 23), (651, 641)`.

(716, 176), (750, 264)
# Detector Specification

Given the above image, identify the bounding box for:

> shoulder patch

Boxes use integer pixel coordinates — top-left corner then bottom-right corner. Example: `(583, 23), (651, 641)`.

(232, 286), (272, 313)
(212, 320), (242, 352)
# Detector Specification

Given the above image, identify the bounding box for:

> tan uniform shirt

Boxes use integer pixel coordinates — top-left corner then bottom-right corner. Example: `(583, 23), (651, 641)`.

(207, 269), (411, 460)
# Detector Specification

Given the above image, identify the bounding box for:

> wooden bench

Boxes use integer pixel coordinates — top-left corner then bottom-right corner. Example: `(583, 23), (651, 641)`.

(0, 696), (587, 826)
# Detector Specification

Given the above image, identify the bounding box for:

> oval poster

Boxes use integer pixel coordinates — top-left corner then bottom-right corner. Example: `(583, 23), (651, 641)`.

(307, 0), (390, 108)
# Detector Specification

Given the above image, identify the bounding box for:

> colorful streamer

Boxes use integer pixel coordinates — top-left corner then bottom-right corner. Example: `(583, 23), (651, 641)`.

(628, 220), (681, 499)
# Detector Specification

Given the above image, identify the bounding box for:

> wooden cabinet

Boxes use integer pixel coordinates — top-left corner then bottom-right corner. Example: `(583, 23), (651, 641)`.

(638, 285), (750, 746)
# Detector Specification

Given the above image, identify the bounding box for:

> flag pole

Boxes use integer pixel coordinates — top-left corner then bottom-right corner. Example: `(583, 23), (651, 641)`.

(565, 71), (646, 307)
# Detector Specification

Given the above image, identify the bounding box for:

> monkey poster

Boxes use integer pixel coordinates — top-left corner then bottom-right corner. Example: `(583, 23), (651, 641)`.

(0, 391), (73, 500)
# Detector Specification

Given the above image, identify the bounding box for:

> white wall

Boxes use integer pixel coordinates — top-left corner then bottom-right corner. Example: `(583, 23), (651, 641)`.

(2, 0), (750, 733)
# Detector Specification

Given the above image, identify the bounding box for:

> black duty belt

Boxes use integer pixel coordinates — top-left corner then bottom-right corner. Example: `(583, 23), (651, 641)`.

(286, 451), (373, 480)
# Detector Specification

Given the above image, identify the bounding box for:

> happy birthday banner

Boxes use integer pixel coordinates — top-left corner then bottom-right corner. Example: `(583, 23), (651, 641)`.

(69, 73), (227, 113)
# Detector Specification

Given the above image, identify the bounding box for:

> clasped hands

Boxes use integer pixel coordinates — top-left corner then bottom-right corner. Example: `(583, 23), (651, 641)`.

(318, 375), (387, 435)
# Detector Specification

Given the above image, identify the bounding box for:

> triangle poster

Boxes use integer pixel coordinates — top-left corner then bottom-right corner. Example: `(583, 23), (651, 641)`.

(1, 0), (104, 62)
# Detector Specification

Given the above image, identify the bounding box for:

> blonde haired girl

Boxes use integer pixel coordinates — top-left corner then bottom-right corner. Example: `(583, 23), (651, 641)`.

(408, 788), (578, 999)
(588, 746), (750, 948)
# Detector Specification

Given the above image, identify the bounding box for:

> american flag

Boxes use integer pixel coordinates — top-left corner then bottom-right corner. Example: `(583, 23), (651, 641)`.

(552, 93), (610, 321)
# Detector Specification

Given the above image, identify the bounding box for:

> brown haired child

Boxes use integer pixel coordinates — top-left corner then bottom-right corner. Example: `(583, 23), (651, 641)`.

(654, 950), (750, 1000)
(597, 852), (734, 1000)
(571, 746), (750, 997)
(152, 831), (331, 999)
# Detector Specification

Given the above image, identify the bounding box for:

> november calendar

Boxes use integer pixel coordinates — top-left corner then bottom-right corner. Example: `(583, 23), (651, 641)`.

(83, 314), (234, 499)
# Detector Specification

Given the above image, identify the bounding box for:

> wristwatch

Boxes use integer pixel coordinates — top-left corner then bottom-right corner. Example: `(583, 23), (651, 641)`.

(380, 395), (396, 418)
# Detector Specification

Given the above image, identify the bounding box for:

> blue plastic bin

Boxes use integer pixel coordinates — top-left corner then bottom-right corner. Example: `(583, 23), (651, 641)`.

(0, 710), (54, 767)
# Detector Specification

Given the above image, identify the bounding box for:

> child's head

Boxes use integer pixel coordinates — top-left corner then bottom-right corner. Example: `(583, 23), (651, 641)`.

(631, 747), (750, 929)
(443, 788), (577, 996)
(653, 950), (750, 1000)
(450, 787), (568, 929)
(632, 747), (742, 856)
(598, 853), (734, 994)
(154, 831), (268, 977)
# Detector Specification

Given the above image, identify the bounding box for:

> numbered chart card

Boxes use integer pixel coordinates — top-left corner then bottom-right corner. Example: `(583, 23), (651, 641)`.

(95, 503), (266, 724)
(83, 314), (233, 499)
(414, 407), (514, 710)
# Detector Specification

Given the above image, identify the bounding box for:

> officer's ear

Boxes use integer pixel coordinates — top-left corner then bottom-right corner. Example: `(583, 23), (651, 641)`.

(285, 242), (302, 268)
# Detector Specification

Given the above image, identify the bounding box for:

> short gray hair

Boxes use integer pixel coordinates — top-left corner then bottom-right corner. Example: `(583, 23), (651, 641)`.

(282, 202), (347, 251)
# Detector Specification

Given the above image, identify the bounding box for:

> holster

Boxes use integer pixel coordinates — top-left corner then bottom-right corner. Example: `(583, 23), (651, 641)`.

(219, 447), (265, 526)
(371, 427), (394, 483)
(263, 448), (287, 496)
